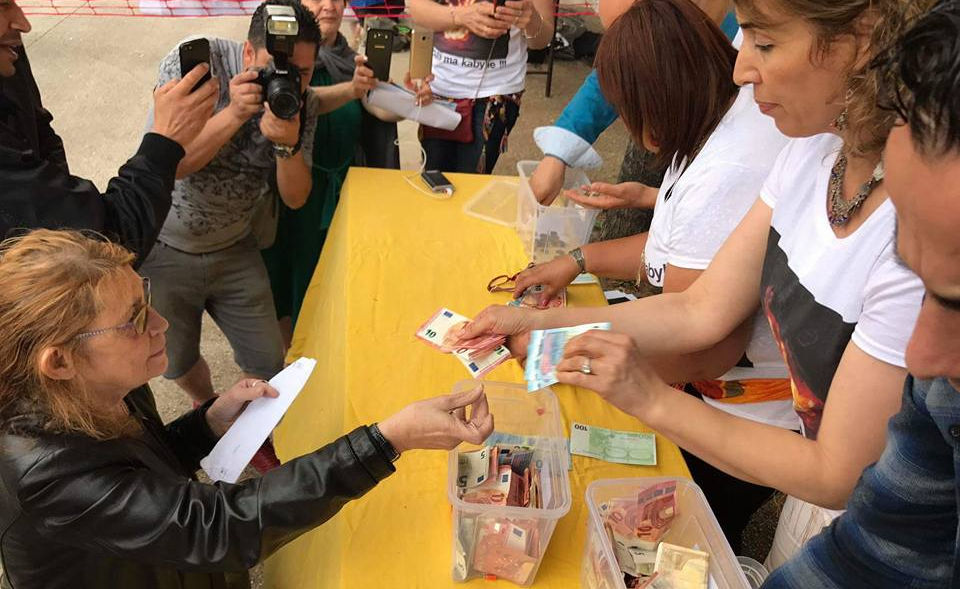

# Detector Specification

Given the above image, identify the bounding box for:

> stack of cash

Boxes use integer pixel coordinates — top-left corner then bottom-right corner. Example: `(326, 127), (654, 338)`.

(454, 442), (549, 584)
(456, 444), (543, 509)
(525, 322), (612, 391)
(597, 481), (692, 588)
(416, 307), (510, 377)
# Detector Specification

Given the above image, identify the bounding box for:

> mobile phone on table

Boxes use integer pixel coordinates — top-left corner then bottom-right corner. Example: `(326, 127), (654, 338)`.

(409, 27), (434, 81)
(365, 28), (395, 82)
(178, 37), (212, 92)
(421, 170), (455, 194)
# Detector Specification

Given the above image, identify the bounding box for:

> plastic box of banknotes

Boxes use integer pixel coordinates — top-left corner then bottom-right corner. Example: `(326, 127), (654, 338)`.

(515, 160), (599, 264)
(447, 380), (572, 586)
(582, 477), (750, 589)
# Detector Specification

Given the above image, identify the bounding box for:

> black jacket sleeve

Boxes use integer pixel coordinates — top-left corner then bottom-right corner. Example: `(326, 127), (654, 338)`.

(0, 133), (183, 265)
(17, 427), (395, 571)
(161, 398), (220, 473)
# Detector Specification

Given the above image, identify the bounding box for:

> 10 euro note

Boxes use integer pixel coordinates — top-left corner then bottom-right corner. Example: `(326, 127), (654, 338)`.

(524, 323), (612, 392)
(570, 422), (657, 466)
(416, 307), (511, 378)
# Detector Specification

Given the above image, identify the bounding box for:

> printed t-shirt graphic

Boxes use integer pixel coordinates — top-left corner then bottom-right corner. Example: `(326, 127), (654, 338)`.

(758, 134), (923, 439)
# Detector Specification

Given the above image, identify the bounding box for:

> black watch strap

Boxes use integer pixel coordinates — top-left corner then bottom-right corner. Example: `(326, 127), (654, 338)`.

(368, 423), (400, 463)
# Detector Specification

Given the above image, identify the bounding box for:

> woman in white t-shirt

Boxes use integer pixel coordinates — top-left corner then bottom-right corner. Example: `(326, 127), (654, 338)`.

(407, 0), (554, 174)
(507, 0), (792, 552)
(456, 0), (931, 564)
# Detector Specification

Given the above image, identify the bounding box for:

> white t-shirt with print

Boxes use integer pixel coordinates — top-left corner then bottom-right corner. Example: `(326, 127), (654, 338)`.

(430, 25), (527, 99)
(642, 85), (796, 429)
(759, 133), (924, 439)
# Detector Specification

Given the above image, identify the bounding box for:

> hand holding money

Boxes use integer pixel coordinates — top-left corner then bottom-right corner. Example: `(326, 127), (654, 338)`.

(454, 304), (538, 344)
(378, 385), (495, 452)
(564, 181), (658, 210)
(525, 323), (612, 391)
(510, 259), (578, 308)
(555, 330), (666, 418)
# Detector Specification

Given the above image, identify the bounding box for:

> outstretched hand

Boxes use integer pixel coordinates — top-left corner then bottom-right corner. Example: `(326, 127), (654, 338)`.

(378, 385), (495, 453)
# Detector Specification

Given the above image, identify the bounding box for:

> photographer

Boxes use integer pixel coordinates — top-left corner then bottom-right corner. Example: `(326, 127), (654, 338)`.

(0, 0), (216, 263)
(139, 0), (326, 432)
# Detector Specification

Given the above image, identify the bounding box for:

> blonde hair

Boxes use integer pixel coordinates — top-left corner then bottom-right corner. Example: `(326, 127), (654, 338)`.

(0, 230), (139, 440)
(734, 0), (935, 156)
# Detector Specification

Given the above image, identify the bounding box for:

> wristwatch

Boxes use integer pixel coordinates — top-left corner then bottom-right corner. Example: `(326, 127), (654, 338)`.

(569, 247), (587, 274)
(272, 143), (299, 159)
(368, 423), (400, 462)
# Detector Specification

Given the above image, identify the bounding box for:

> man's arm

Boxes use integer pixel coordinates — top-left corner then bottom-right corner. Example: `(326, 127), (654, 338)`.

(0, 133), (184, 265)
(173, 70), (262, 178)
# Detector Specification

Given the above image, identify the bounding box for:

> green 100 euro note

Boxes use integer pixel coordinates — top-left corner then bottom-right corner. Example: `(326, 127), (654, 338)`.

(569, 422), (657, 466)
(524, 323), (611, 392)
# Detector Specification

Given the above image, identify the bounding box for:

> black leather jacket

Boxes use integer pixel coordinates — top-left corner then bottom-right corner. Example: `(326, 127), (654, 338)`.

(0, 386), (395, 588)
(0, 48), (182, 265)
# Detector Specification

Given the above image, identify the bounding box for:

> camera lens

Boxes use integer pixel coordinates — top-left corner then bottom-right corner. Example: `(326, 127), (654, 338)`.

(266, 76), (301, 120)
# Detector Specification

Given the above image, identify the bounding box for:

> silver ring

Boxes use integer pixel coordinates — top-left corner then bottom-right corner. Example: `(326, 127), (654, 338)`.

(580, 359), (592, 375)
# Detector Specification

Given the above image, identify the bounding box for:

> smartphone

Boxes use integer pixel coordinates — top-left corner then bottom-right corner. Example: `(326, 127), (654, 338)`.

(178, 38), (212, 92)
(421, 170), (455, 194)
(409, 27), (434, 81)
(365, 28), (395, 82)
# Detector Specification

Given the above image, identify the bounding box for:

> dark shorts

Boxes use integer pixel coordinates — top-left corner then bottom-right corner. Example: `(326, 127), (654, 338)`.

(140, 237), (285, 380)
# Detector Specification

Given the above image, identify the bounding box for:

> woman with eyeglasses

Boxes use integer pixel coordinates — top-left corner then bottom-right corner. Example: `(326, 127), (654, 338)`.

(0, 230), (493, 589)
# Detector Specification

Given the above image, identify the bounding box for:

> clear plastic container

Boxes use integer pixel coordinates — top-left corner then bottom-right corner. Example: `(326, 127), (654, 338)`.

(582, 478), (749, 589)
(737, 556), (769, 588)
(447, 380), (572, 586)
(515, 161), (599, 264)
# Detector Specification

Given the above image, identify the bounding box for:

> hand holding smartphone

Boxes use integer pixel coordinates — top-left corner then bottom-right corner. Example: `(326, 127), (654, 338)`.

(409, 27), (433, 81)
(178, 38), (212, 93)
(365, 28), (395, 82)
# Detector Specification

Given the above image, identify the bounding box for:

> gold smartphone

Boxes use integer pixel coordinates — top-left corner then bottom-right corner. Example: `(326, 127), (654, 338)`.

(409, 27), (434, 81)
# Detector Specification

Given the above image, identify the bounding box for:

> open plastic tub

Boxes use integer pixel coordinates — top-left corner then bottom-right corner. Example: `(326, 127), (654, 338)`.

(515, 160), (599, 264)
(582, 478), (749, 589)
(447, 380), (572, 586)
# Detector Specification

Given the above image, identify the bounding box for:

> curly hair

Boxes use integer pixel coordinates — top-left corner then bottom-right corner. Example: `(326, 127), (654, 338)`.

(734, 0), (936, 156)
(0, 230), (139, 440)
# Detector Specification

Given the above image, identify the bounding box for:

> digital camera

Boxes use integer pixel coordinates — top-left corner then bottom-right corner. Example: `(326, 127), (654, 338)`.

(256, 5), (302, 120)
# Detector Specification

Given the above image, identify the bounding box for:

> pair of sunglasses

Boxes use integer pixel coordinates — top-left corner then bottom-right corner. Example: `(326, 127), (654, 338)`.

(487, 263), (535, 293)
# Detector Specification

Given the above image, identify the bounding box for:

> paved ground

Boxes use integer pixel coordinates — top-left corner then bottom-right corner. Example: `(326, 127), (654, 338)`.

(20, 13), (776, 585)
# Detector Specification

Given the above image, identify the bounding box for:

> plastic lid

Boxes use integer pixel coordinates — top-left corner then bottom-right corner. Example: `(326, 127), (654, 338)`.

(462, 180), (519, 227)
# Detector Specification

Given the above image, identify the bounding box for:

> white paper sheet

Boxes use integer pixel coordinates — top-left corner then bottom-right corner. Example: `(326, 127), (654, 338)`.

(365, 81), (462, 131)
(200, 357), (317, 483)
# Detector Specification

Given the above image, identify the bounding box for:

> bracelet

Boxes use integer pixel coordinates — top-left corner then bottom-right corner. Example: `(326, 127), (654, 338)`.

(524, 10), (544, 39)
(569, 247), (586, 274)
(272, 143), (299, 159)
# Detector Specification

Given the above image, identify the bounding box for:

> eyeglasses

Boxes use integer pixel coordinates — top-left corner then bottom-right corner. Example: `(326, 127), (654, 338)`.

(487, 264), (534, 293)
(74, 277), (152, 341)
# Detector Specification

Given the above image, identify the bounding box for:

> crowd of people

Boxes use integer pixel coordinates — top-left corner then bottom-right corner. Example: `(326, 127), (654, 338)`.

(0, 0), (959, 586)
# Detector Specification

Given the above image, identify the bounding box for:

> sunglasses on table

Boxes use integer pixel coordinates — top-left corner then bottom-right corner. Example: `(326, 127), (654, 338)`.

(73, 277), (152, 341)
(487, 263), (535, 293)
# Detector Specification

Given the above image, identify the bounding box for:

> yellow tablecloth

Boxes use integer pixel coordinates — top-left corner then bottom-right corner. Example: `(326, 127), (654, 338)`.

(264, 168), (690, 588)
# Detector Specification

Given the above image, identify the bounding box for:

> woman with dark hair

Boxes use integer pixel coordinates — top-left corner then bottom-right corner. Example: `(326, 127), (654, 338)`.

(459, 0), (933, 566)
(0, 230), (493, 588)
(501, 0), (791, 552)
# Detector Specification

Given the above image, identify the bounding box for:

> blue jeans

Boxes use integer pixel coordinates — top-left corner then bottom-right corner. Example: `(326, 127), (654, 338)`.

(421, 97), (521, 174)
